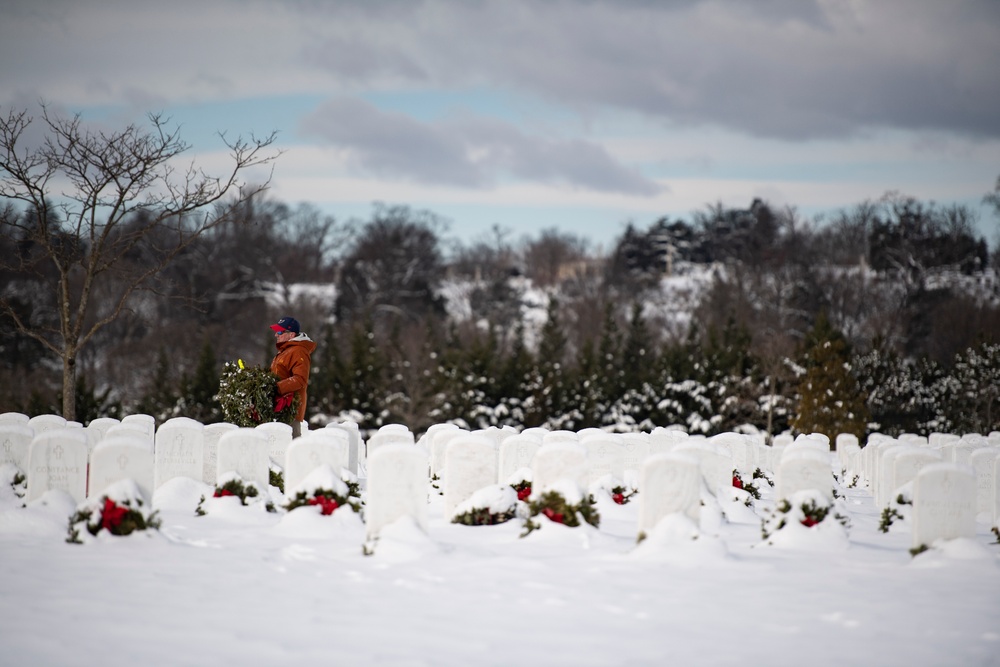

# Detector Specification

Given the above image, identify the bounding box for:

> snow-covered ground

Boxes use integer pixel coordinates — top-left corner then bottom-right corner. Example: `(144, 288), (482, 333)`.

(2, 457), (998, 667)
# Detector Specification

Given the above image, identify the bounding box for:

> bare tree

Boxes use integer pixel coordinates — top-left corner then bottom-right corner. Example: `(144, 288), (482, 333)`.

(0, 105), (278, 421)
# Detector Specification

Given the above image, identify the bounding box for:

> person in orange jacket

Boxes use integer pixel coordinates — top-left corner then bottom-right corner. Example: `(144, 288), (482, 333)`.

(269, 316), (316, 438)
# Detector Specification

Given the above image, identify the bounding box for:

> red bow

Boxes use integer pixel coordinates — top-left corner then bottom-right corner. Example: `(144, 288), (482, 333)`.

(274, 393), (294, 413)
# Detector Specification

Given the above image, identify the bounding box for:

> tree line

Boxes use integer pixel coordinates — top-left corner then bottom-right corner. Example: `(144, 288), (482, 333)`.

(1, 107), (998, 439)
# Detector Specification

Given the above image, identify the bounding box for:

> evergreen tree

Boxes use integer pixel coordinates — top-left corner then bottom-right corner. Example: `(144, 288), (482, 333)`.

(947, 342), (1000, 434)
(621, 301), (655, 390)
(177, 341), (222, 424)
(136, 348), (179, 422)
(792, 314), (868, 443)
(525, 297), (569, 428)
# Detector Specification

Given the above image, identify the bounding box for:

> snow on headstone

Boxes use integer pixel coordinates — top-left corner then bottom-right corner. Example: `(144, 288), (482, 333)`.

(328, 421), (362, 474)
(776, 447), (833, 503)
(542, 430), (578, 445)
(202, 423), (238, 484)
(970, 448), (999, 517)
(88, 435), (154, 499)
(911, 462), (976, 550)
(27, 414), (67, 436)
(891, 449), (942, 502)
(835, 433), (859, 470)
(255, 422), (293, 467)
(581, 435), (626, 488)
(26, 428), (88, 502)
(216, 429), (270, 489)
(431, 428), (467, 477)
(443, 433), (497, 520)
(674, 440), (733, 496)
(85, 417), (119, 451)
(120, 414), (155, 446)
(638, 452), (701, 534)
(710, 432), (749, 474)
(532, 441), (587, 494)
(649, 427), (688, 456)
(0, 412), (29, 424)
(285, 432), (350, 494)
(153, 417), (205, 491)
(365, 444), (428, 541)
(620, 432), (651, 480)
(878, 445), (914, 508)
(994, 455), (1000, 526)
(368, 427), (415, 458)
(497, 434), (540, 485)
(0, 423), (33, 472)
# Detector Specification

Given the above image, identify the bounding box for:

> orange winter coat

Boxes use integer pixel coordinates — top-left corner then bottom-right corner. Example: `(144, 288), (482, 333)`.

(270, 334), (317, 422)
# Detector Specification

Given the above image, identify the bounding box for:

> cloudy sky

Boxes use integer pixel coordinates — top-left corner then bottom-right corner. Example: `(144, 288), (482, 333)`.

(2, 0), (999, 249)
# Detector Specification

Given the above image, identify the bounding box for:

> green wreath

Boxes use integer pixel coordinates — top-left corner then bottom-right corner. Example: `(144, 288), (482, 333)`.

(217, 360), (298, 427)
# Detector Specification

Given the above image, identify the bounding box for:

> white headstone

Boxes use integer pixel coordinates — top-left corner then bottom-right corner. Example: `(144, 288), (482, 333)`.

(497, 435), (541, 485)
(430, 428), (468, 477)
(26, 428), (88, 502)
(638, 452), (702, 534)
(329, 421), (362, 474)
(153, 417), (205, 490)
(776, 448), (833, 502)
(532, 441), (587, 493)
(285, 432), (350, 494)
(443, 434), (498, 519)
(620, 433), (651, 478)
(88, 436), (154, 499)
(0, 412), (29, 424)
(649, 428), (688, 455)
(994, 455), (1000, 525)
(0, 423), (34, 472)
(255, 422), (294, 467)
(365, 444), (428, 541)
(324, 423), (358, 474)
(581, 436), (626, 488)
(542, 430), (578, 445)
(85, 417), (120, 451)
(368, 429), (415, 458)
(891, 449), (942, 501)
(27, 414), (67, 435)
(970, 448), (999, 516)
(912, 462), (976, 549)
(120, 414), (155, 445)
(202, 423), (238, 484)
(216, 429), (270, 488)
(674, 440), (733, 496)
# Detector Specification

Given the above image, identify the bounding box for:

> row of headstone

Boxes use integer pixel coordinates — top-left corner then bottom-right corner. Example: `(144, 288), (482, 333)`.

(847, 431), (1000, 524)
(1, 412), (365, 503)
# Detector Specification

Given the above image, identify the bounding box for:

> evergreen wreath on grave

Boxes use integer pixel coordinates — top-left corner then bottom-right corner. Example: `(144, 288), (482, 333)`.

(610, 484), (636, 505)
(269, 463), (284, 493)
(67, 495), (161, 544)
(732, 471), (761, 500)
(195, 475), (275, 515)
(879, 490), (913, 533)
(992, 526), (999, 544)
(1, 463), (26, 502)
(217, 359), (298, 428)
(521, 490), (600, 537)
(284, 477), (362, 516)
(752, 467), (774, 487)
(510, 479), (532, 502)
(452, 503), (518, 526)
(760, 491), (848, 541)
